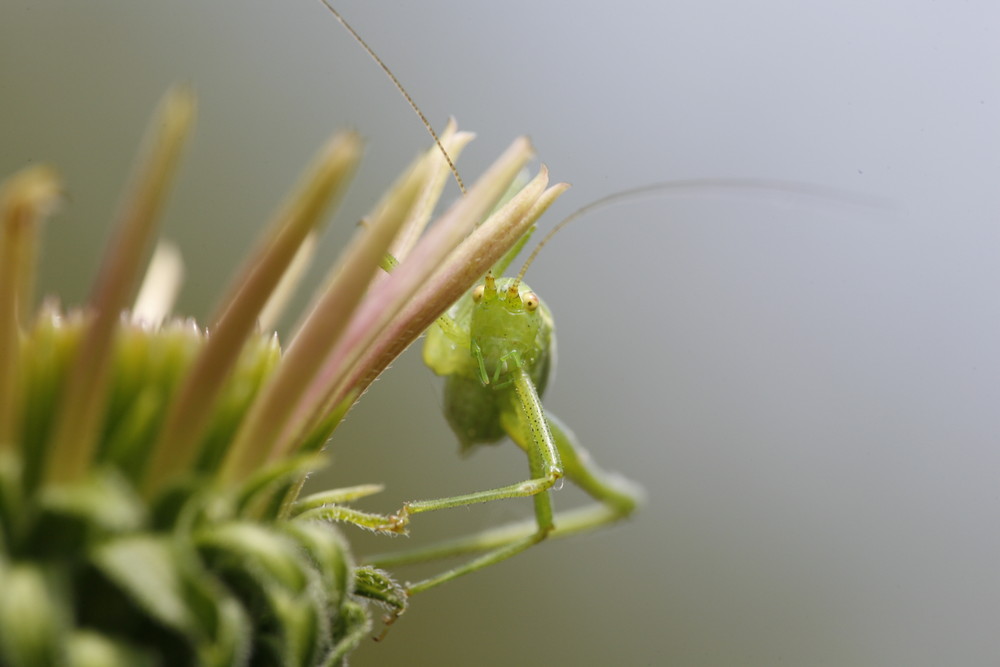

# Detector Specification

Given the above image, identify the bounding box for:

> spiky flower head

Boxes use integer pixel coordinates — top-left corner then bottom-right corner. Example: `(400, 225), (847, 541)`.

(0, 87), (566, 665)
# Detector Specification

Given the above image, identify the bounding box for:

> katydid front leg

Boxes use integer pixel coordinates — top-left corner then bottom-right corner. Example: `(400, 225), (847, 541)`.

(387, 366), (566, 592)
(369, 404), (643, 583)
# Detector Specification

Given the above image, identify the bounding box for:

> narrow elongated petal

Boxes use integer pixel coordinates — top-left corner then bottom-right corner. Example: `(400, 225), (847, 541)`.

(144, 131), (362, 496)
(384, 121), (474, 263)
(347, 175), (569, 403)
(220, 138), (424, 482)
(288, 137), (535, 448)
(45, 87), (195, 485)
(0, 166), (61, 450)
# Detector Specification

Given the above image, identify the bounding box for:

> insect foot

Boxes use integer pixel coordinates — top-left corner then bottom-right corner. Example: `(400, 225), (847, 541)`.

(381, 506), (412, 534)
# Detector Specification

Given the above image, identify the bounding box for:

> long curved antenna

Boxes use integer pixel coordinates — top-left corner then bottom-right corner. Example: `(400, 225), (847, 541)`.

(319, 0), (466, 194)
(514, 178), (881, 285)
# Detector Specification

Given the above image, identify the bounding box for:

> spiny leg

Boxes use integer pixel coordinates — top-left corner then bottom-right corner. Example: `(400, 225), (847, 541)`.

(367, 504), (628, 570)
(366, 411), (643, 572)
(290, 484), (404, 534)
(383, 367), (563, 590)
(406, 526), (548, 594)
(389, 366), (561, 526)
(533, 411), (643, 517)
(402, 422), (557, 594)
(404, 406), (640, 535)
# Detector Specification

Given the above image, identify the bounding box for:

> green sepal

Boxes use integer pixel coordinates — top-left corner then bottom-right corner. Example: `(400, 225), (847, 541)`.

(87, 532), (252, 666)
(194, 522), (344, 667)
(318, 601), (369, 667)
(279, 521), (352, 605)
(197, 595), (253, 667)
(65, 630), (158, 667)
(295, 389), (357, 457)
(195, 522), (308, 594)
(192, 332), (282, 476)
(89, 535), (200, 637)
(258, 587), (324, 667)
(99, 319), (201, 480)
(28, 470), (145, 558)
(232, 452), (327, 518)
(0, 452), (24, 551)
(281, 521), (371, 664)
(0, 561), (70, 667)
(18, 309), (85, 490)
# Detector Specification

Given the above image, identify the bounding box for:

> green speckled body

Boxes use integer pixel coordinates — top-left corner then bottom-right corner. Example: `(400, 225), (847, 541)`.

(423, 276), (554, 453)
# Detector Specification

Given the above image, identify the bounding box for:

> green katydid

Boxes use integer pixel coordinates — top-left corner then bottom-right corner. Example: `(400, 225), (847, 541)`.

(304, 0), (641, 604)
(316, 0), (866, 602)
(376, 215), (645, 594)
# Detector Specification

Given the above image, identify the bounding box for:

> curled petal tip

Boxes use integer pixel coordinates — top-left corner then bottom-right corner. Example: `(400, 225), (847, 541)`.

(1, 165), (63, 225)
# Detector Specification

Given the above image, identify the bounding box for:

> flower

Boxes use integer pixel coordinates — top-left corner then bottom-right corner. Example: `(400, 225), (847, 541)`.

(0, 87), (566, 665)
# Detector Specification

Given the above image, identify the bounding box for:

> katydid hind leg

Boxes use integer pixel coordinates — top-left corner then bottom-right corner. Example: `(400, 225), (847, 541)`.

(543, 411), (645, 516)
(495, 407), (643, 529)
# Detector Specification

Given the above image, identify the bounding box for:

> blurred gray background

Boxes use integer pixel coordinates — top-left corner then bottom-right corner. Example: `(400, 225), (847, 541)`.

(3, 1), (1000, 665)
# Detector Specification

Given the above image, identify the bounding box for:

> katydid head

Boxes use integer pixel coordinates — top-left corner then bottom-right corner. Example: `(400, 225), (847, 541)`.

(469, 273), (549, 386)
(472, 271), (540, 313)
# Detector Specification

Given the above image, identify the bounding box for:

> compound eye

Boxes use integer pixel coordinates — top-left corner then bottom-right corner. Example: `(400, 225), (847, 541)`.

(472, 284), (486, 303)
(523, 292), (539, 311)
